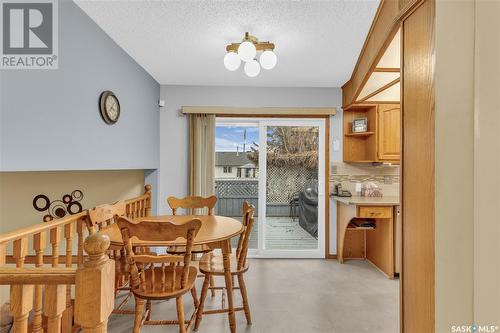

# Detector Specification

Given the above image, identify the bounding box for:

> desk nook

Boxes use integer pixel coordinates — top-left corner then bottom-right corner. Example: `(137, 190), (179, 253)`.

(334, 196), (400, 279)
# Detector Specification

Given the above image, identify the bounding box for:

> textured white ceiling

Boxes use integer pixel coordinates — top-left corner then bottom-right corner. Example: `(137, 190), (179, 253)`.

(74, 0), (379, 87)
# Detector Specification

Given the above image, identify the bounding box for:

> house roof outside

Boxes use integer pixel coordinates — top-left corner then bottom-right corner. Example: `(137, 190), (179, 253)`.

(216, 152), (255, 167)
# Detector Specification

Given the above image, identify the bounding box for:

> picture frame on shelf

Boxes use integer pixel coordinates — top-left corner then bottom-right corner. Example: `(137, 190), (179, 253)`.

(352, 118), (368, 133)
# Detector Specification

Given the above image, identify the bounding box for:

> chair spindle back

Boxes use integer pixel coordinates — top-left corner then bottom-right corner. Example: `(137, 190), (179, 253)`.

(87, 200), (126, 233)
(118, 216), (202, 292)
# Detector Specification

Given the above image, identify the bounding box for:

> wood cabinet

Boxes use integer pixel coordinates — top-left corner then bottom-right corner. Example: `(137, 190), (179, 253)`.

(378, 104), (401, 160)
(343, 103), (400, 163)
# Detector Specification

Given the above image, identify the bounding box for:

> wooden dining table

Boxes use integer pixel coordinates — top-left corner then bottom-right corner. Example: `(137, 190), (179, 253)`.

(100, 214), (244, 333)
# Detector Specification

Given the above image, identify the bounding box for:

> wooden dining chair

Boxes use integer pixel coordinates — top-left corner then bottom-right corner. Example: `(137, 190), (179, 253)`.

(118, 216), (202, 333)
(167, 195), (218, 296)
(194, 201), (255, 330)
(87, 201), (128, 290)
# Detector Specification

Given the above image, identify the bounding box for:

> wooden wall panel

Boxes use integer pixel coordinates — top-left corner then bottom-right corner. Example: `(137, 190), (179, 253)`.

(401, 0), (435, 332)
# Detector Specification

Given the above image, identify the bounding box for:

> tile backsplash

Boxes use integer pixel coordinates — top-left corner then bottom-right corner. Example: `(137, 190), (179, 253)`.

(330, 162), (400, 197)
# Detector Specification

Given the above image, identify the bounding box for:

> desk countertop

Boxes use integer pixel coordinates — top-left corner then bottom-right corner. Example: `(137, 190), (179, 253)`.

(332, 195), (400, 206)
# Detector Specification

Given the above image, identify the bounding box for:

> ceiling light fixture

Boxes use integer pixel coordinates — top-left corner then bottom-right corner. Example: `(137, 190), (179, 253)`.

(224, 32), (277, 77)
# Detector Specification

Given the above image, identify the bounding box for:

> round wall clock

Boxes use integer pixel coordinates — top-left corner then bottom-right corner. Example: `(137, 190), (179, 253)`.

(99, 90), (120, 124)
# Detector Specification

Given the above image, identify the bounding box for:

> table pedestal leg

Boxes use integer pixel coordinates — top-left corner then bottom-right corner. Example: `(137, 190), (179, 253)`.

(221, 240), (236, 333)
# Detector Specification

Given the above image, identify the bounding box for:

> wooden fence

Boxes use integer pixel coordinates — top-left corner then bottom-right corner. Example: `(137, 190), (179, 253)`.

(215, 179), (295, 217)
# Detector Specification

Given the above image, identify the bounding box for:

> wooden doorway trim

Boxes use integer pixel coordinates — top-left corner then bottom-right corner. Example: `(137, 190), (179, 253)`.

(400, 0), (435, 331)
(342, 0), (436, 331)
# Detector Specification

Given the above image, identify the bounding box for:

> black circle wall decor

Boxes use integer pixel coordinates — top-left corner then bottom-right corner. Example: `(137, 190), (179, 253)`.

(62, 194), (72, 203)
(33, 194), (50, 212)
(32, 190), (85, 221)
(67, 201), (83, 215)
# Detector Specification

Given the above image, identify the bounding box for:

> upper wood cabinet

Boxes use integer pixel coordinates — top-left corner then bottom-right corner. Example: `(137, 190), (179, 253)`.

(378, 104), (401, 161)
(343, 103), (400, 163)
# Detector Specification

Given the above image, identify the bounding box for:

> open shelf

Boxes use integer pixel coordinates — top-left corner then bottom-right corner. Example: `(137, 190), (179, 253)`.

(345, 131), (375, 137)
(343, 104), (378, 162)
(347, 226), (376, 231)
(347, 221), (376, 231)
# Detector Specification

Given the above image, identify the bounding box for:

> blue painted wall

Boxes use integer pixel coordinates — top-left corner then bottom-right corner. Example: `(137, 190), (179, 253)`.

(0, 0), (160, 171)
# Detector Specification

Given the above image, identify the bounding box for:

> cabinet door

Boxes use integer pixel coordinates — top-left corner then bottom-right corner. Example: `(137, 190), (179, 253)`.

(378, 104), (401, 160)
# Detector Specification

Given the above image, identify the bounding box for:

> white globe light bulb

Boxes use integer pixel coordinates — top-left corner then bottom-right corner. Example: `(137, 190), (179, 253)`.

(244, 59), (261, 77)
(259, 50), (277, 70)
(238, 41), (257, 62)
(223, 52), (241, 71)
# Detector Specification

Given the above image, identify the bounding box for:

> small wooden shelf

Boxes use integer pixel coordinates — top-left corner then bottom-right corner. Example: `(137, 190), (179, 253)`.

(345, 131), (375, 137)
(347, 226), (376, 231)
(347, 221), (376, 231)
(343, 160), (378, 163)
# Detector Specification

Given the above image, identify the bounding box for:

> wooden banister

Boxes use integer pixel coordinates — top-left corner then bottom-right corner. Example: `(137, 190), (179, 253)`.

(0, 211), (88, 245)
(0, 268), (76, 284)
(0, 185), (152, 332)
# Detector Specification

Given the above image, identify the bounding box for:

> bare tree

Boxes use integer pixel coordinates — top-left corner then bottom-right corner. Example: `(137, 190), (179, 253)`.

(248, 126), (319, 169)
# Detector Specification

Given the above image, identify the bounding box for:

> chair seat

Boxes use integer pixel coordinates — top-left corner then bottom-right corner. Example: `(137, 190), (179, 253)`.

(167, 244), (211, 254)
(132, 266), (198, 300)
(198, 253), (249, 276)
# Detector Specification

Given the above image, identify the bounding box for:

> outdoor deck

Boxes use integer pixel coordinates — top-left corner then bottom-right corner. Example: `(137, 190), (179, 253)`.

(232, 216), (318, 250)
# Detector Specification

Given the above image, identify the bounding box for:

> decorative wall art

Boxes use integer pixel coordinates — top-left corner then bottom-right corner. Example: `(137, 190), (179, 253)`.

(32, 190), (84, 222)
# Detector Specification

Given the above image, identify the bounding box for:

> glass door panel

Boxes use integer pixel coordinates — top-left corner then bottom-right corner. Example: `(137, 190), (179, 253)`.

(214, 121), (259, 249)
(264, 125), (320, 250)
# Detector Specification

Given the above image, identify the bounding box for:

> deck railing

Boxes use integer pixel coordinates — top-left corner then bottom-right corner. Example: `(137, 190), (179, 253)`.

(0, 185), (152, 332)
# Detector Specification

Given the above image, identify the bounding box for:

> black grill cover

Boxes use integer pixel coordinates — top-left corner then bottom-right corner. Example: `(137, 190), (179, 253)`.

(298, 179), (318, 238)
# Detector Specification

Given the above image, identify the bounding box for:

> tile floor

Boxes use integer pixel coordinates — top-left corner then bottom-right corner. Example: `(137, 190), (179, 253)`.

(108, 259), (399, 333)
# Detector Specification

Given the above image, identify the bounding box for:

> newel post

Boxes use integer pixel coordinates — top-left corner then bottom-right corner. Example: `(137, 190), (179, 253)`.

(145, 184), (152, 217)
(74, 233), (115, 333)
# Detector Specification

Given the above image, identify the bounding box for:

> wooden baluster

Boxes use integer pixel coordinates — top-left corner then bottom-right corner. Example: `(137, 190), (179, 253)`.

(50, 226), (62, 267)
(11, 237), (31, 333)
(77, 219), (85, 265)
(62, 223), (75, 333)
(13, 238), (28, 268)
(113, 249), (121, 293)
(33, 232), (47, 333)
(0, 243), (6, 266)
(44, 285), (66, 333)
(75, 232), (115, 333)
(10, 285), (33, 333)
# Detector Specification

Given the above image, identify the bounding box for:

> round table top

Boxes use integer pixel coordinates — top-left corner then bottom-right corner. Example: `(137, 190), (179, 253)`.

(102, 215), (244, 247)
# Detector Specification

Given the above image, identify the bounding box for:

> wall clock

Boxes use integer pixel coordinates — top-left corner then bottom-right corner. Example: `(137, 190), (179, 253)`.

(99, 90), (120, 124)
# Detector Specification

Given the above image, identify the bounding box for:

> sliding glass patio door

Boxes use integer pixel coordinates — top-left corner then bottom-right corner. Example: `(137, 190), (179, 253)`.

(215, 118), (325, 258)
(258, 119), (325, 258)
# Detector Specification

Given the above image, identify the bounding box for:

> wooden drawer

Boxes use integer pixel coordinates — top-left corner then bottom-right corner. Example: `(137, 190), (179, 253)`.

(357, 206), (393, 219)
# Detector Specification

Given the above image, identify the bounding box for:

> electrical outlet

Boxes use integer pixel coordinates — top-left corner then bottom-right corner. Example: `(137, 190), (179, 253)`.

(331, 165), (338, 174)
